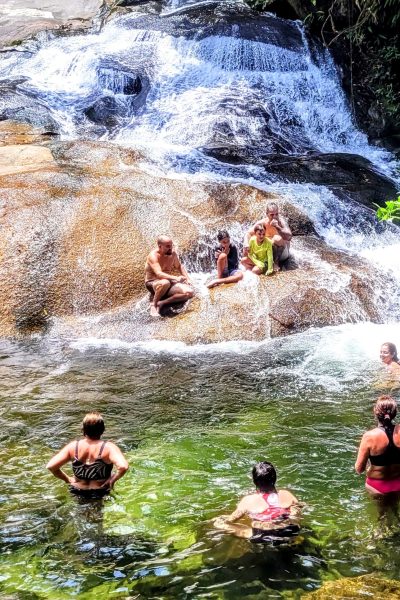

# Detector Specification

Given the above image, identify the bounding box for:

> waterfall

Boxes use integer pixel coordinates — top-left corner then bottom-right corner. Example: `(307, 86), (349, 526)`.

(0, 0), (399, 338)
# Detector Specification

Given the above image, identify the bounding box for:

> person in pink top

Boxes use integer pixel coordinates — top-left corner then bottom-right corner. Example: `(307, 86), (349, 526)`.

(214, 461), (300, 543)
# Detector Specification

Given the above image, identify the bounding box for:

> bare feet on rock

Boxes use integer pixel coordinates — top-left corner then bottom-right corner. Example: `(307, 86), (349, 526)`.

(207, 279), (219, 289)
(150, 305), (160, 318)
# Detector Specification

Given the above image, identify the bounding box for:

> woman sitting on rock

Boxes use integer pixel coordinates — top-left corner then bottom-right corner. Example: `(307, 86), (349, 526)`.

(214, 461), (300, 544)
(355, 396), (400, 495)
(47, 412), (129, 499)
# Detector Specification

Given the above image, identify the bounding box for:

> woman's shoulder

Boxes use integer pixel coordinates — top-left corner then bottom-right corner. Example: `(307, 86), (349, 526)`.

(278, 489), (298, 505)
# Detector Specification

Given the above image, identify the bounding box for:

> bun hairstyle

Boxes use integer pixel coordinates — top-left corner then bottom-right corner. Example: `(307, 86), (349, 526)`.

(374, 396), (397, 426)
(252, 461), (277, 492)
(382, 342), (400, 364)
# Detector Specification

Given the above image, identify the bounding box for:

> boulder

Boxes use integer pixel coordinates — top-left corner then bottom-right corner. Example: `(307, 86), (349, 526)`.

(0, 139), (393, 342)
(0, 120), (55, 145)
(204, 150), (398, 209)
(305, 574), (400, 599)
(0, 1), (105, 48)
(0, 144), (55, 175)
(0, 81), (59, 133)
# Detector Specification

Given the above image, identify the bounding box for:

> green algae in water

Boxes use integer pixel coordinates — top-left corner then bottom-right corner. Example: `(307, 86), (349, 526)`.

(1, 329), (400, 598)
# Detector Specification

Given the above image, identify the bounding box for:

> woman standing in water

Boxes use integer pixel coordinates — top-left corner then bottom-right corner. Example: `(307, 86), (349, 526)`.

(214, 461), (300, 543)
(380, 343), (400, 376)
(355, 396), (400, 495)
(47, 412), (129, 499)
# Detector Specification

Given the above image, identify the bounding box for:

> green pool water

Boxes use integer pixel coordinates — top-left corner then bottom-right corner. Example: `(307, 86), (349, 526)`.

(1, 323), (400, 599)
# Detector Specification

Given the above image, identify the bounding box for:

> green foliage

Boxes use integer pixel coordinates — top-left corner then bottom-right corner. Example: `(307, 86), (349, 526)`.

(375, 196), (400, 222)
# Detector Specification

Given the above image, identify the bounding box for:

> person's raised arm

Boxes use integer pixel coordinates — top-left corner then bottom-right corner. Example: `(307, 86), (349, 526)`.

(101, 443), (129, 489)
(148, 253), (181, 283)
(275, 216), (292, 241)
(46, 443), (74, 484)
(355, 433), (370, 474)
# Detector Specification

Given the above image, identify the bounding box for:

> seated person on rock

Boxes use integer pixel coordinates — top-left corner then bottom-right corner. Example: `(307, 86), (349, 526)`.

(145, 235), (194, 317)
(214, 461), (301, 544)
(241, 223), (273, 276)
(207, 229), (243, 289)
(244, 202), (292, 270)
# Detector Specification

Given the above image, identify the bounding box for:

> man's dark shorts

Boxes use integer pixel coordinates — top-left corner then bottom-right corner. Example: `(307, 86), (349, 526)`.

(222, 268), (241, 278)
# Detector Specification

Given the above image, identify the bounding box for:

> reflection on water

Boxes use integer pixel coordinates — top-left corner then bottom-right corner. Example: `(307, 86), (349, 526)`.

(1, 322), (400, 598)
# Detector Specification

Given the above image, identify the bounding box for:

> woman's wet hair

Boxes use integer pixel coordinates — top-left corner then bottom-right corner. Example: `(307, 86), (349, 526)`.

(217, 230), (230, 242)
(374, 396), (397, 425)
(252, 461), (277, 491)
(382, 342), (399, 363)
(82, 412), (105, 439)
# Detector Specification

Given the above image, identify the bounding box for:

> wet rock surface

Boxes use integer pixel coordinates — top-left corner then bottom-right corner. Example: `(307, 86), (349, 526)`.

(204, 149), (398, 209)
(0, 0), (105, 48)
(0, 140), (393, 341)
(305, 574), (400, 599)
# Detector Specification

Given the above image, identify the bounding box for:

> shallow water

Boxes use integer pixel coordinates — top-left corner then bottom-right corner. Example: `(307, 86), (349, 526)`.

(1, 322), (400, 598)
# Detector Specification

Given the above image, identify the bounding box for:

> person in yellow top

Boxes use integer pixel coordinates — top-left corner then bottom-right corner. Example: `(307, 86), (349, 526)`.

(241, 223), (273, 275)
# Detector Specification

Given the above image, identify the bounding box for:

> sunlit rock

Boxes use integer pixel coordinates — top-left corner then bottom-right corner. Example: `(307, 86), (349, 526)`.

(0, 1), (105, 47)
(305, 574), (400, 599)
(0, 139), (393, 341)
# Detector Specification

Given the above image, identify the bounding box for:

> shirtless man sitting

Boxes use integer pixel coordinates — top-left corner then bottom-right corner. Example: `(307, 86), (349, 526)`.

(145, 236), (194, 317)
(244, 202), (292, 270)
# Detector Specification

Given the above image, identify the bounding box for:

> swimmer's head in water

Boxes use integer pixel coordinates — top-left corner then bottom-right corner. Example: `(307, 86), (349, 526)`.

(374, 395), (397, 425)
(380, 342), (399, 364)
(252, 461), (277, 492)
(82, 412), (105, 440)
(157, 235), (173, 256)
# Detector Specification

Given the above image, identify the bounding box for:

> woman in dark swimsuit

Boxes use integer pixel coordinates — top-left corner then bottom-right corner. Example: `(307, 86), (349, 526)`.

(355, 396), (400, 495)
(47, 412), (129, 499)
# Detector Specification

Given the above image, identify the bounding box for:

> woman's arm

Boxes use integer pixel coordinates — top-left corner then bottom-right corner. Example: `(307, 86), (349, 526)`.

(355, 433), (371, 474)
(101, 443), (129, 489)
(46, 443), (73, 484)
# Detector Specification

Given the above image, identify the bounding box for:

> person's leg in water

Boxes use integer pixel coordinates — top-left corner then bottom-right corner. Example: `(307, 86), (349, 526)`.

(207, 252), (243, 288)
(156, 282), (194, 312)
(149, 279), (171, 317)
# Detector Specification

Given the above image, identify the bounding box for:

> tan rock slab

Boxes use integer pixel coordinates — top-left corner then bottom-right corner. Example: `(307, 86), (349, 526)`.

(0, 1), (104, 47)
(0, 144), (55, 175)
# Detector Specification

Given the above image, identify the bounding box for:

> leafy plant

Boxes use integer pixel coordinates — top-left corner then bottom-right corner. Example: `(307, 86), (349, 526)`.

(375, 196), (400, 221)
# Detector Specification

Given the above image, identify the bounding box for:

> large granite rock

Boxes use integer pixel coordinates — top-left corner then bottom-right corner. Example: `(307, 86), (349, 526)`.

(0, 1), (105, 48)
(0, 139), (393, 342)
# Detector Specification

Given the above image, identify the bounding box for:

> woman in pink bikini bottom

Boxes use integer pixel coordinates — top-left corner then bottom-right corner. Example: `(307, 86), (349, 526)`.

(355, 395), (400, 495)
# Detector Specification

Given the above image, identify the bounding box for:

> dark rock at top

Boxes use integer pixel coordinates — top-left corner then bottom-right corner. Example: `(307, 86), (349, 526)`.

(117, 2), (304, 49)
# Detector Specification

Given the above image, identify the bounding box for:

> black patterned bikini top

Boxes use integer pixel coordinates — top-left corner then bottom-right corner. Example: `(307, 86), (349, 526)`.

(72, 440), (113, 481)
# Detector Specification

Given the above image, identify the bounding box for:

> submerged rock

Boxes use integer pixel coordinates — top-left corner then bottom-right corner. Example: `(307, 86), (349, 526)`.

(0, 139), (394, 342)
(306, 574), (400, 599)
